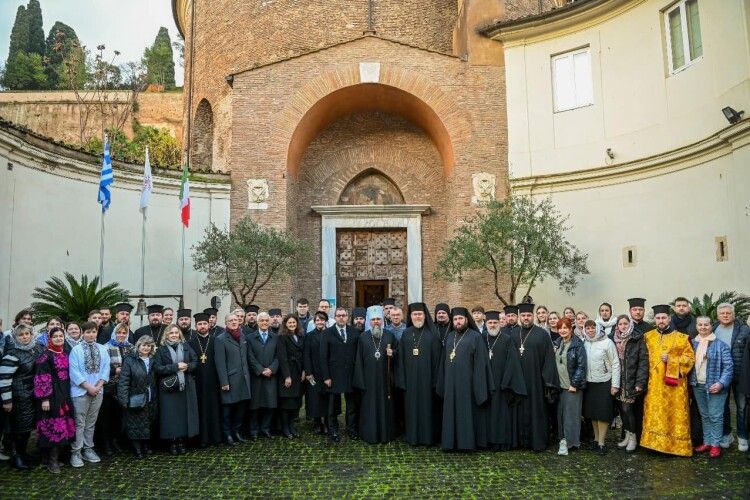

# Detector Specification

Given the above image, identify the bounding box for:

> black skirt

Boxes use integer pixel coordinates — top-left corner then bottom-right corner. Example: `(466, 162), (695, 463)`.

(583, 380), (614, 421)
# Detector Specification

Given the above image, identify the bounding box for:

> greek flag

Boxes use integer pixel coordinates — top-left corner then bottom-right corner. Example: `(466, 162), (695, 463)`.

(98, 139), (113, 212)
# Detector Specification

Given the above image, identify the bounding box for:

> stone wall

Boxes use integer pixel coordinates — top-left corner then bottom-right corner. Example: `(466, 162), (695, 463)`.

(0, 90), (183, 145)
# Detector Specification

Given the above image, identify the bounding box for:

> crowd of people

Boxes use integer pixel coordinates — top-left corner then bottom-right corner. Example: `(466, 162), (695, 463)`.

(0, 295), (748, 473)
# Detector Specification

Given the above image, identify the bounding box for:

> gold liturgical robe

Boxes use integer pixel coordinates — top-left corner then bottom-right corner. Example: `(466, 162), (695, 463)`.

(641, 329), (695, 456)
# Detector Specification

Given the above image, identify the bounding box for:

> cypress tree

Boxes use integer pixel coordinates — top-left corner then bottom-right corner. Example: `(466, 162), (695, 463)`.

(44, 21), (86, 89)
(6, 5), (30, 60)
(25, 0), (46, 56)
(143, 26), (175, 89)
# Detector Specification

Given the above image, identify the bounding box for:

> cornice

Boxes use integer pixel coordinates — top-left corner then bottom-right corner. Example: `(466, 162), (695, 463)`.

(511, 120), (750, 193)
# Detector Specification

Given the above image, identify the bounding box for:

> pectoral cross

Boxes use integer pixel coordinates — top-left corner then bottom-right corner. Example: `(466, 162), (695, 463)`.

(200, 353), (207, 364)
(519, 345), (525, 356)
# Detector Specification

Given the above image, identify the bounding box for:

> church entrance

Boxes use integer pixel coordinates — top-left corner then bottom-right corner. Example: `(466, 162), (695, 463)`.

(335, 229), (407, 310)
(355, 280), (389, 307)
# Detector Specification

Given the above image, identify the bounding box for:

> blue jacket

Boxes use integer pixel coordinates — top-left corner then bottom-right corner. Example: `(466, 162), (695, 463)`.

(712, 319), (749, 381)
(554, 335), (587, 390)
(690, 337), (733, 392)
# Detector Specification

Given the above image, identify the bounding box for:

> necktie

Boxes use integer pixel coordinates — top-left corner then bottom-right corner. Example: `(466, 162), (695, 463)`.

(340, 328), (346, 343)
(261, 333), (267, 344)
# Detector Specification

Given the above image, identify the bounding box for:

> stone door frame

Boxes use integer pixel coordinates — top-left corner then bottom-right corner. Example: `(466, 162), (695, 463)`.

(311, 205), (431, 304)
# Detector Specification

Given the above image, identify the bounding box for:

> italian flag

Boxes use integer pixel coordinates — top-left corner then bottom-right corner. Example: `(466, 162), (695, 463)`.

(179, 164), (190, 227)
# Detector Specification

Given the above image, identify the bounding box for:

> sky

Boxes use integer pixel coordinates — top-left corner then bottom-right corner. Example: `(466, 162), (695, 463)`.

(0, 0), (184, 85)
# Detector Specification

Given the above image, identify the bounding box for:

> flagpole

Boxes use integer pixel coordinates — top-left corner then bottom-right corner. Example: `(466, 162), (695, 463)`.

(99, 209), (105, 286)
(140, 209), (146, 296)
(181, 225), (186, 301)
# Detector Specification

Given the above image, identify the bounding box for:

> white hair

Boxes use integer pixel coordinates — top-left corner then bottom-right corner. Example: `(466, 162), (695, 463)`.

(257, 312), (270, 320)
(716, 302), (734, 313)
(225, 312), (238, 322)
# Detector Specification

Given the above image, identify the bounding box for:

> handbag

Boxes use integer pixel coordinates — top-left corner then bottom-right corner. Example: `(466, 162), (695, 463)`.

(161, 374), (180, 392)
(128, 393), (147, 409)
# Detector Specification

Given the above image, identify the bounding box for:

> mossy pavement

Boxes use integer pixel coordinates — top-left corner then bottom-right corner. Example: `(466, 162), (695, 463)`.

(2, 420), (749, 499)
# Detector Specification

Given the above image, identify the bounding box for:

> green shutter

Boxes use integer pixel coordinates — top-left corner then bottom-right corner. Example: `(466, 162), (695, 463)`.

(669, 8), (685, 70)
(686, 0), (703, 60)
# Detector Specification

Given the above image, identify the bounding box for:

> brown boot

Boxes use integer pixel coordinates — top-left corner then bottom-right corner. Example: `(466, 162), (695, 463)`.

(46, 448), (61, 474)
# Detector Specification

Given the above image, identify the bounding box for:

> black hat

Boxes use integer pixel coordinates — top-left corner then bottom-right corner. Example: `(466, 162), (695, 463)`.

(114, 303), (133, 313)
(408, 302), (428, 314)
(269, 308), (282, 316)
(203, 307), (218, 316)
(244, 304), (260, 313)
(503, 305), (518, 315)
(434, 303), (450, 314)
(382, 298), (396, 306)
(146, 304), (164, 315)
(652, 304), (671, 316)
(450, 307), (470, 318)
(518, 303), (534, 314)
(628, 298), (646, 308)
(486, 310), (501, 321)
(193, 313), (210, 323)
(177, 309), (192, 319)
(351, 307), (366, 319)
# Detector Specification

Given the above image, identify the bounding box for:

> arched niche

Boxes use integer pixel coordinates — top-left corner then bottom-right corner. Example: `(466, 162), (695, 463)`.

(338, 169), (405, 205)
(191, 98), (214, 170)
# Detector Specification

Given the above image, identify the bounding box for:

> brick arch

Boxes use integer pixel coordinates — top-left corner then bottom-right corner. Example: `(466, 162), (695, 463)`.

(279, 64), (470, 179)
(191, 98), (214, 170)
(300, 144), (443, 206)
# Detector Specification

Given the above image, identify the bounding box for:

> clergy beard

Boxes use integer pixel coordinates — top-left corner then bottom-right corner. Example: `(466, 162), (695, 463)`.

(437, 320), (449, 326)
(412, 319), (424, 328)
(488, 327), (501, 337)
(456, 324), (468, 334)
(371, 326), (383, 339)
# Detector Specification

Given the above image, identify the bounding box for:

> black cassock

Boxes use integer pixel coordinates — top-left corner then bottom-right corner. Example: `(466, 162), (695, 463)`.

(510, 325), (559, 451)
(353, 330), (397, 444)
(476, 332), (527, 449)
(187, 332), (223, 446)
(436, 329), (493, 451)
(396, 325), (442, 445)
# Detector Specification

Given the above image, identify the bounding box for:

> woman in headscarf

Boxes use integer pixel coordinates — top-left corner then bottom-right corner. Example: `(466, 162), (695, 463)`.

(33, 327), (75, 473)
(36, 317), (64, 347)
(582, 319), (620, 454)
(154, 324), (199, 455)
(64, 322), (84, 355)
(68, 321), (110, 468)
(117, 335), (157, 458)
(0, 324), (45, 469)
(97, 322), (134, 456)
(611, 314), (648, 452)
(595, 303), (617, 339)
(574, 311), (589, 340)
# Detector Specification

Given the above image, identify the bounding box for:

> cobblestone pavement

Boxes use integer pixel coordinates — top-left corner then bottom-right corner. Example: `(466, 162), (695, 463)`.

(2, 423), (749, 498)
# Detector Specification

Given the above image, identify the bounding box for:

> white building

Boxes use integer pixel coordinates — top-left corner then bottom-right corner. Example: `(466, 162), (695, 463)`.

(483, 0), (750, 313)
(0, 122), (231, 326)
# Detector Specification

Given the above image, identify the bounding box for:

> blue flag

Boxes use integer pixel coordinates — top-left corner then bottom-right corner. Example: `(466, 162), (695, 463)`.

(98, 139), (113, 212)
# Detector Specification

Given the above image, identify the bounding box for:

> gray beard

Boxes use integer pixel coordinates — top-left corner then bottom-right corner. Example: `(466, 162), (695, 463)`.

(488, 328), (501, 337)
(371, 326), (383, 339)
(412, 320), (424, 328)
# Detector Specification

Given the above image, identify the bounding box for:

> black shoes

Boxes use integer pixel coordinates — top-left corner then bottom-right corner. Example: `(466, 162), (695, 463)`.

(233, 432), (247, 443)
(169, 442), (179, 455)
(261, 430), (274, 439)
(224, 435), (237, 447)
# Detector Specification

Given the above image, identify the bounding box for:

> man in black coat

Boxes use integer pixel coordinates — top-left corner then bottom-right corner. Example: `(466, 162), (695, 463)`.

(320, 307), (360, 442)
(133, 305), (167, 345)
(246, 312), (278, 439)
(98, 303), (134, 344)
(188, 312), (223, 447)
(204, 307), (225, 336)
(242, 305), (260, 337)
(214, 312), (252, 445)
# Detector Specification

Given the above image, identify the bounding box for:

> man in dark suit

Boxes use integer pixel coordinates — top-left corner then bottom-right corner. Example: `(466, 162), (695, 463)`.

(246, 312), (278, 439)
(320, 307), (360, 442)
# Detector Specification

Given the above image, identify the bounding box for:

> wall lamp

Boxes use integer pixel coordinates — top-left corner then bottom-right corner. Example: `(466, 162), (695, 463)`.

(722, 106), (744, 124)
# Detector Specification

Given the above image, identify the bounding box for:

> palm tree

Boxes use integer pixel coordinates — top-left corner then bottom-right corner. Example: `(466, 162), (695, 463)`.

(31, 273), (130, 324)
(685, 291), (750, 323)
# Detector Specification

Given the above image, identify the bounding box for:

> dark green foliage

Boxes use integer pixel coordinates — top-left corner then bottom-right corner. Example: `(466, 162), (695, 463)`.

(143, 26), (175, 88)
(6, 5), (30, 61)
(435, 195), (589, 305)
(31, 273), (130, 324)
(2, 51), (47, 89)
(681, 291), (750, 323)
(192, 215), (312, 307)
(83, 121), (181, 168)
(25, 0), (45, 56)
(44, 21), (86, 89)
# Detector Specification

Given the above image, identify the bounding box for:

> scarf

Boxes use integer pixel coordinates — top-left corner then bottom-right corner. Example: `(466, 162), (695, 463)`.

(595, 316), (617, 336)
(83, 340), (101, 374)
(47, 341), (64, 354)
(12, 327), (39, 352)
(584, 327), (607, 343)
(613, 320), (634, 361)
(108, 336), (131, 349)
(694, 333), (715, 373)
(227, 327), (242, 343)
(573, 326), (586, 340)
(167, 342), (186, 391)
(65, 334), (83, 350)
(671, 313), (693, 332)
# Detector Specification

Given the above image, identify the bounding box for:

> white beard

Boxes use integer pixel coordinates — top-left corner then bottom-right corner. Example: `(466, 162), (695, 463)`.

(371, 326), (383, 339)
(488, 328), (501, 337)
(412, 319), (424, 328)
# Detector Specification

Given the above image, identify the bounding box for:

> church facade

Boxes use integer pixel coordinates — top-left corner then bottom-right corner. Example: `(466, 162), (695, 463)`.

(173, 0), (509, 309)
